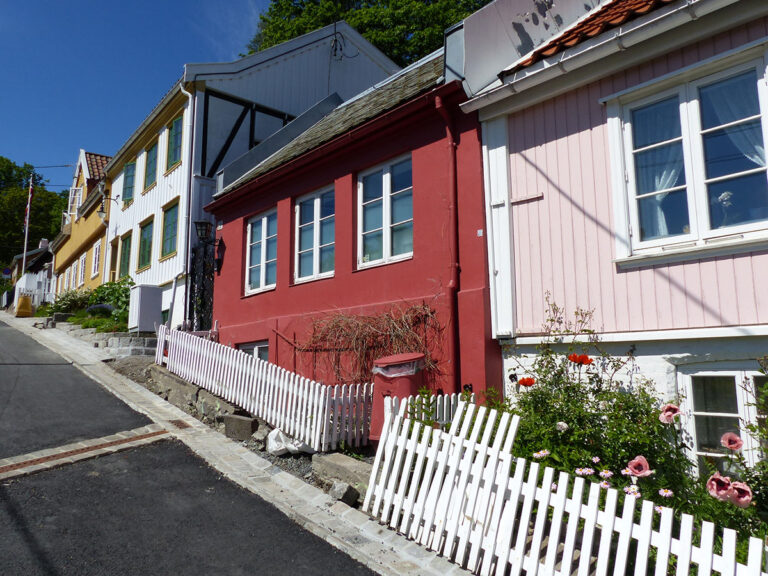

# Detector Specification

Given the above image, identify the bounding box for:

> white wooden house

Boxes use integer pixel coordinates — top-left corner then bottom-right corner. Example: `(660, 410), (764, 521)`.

(104, 22), (399, 330)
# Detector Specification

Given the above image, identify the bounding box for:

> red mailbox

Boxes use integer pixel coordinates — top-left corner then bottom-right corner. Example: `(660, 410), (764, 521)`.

(369, 352), (425, 442)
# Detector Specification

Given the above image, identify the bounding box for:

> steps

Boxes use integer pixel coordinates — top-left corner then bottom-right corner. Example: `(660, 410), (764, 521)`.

(54, 321), (157, 359)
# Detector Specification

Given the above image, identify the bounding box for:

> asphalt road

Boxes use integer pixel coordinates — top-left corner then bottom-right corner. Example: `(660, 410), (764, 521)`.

(0, 321), (375, 576)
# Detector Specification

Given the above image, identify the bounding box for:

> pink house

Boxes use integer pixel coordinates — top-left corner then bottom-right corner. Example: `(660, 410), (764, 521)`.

(458, 0), (768, 472)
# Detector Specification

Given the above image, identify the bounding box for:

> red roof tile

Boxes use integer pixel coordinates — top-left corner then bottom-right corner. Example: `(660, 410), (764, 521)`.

(510, 0), (676, 73)
(85, 152), (111, 180)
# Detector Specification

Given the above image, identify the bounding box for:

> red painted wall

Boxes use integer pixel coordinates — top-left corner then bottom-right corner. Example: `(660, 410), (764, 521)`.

(208, 83), (502, 394)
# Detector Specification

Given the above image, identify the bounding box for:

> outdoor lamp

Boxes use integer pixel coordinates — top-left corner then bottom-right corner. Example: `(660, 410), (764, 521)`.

(194, 221), (213, 243)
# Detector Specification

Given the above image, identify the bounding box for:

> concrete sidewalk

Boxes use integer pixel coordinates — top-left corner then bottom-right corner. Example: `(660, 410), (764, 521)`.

(1, 313), (464, 576)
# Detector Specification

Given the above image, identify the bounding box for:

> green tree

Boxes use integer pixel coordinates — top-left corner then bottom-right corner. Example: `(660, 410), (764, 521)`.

(246, 0), (492, 67)
(0, 156), (67, 267)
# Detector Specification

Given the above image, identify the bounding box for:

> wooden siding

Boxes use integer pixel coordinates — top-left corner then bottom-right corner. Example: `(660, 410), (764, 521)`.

(508, 18), (768, 334)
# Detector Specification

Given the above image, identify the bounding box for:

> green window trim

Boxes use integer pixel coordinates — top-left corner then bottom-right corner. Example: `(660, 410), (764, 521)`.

(144, 141), (158, 190)
(123, 162), (136, 204)
(119, 234), (132, 279)
(138, 220), (154, 270)
(166, 115), (183, 170)
(161, 203), (179, 257)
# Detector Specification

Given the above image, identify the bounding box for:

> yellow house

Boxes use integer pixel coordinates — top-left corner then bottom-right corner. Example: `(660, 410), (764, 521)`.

(51, 150), (112, 295)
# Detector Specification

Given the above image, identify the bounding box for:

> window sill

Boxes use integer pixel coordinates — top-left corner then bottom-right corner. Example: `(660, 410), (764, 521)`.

(122, 200), (133, 210)
(614, 235), (768, 269)
(158, 251), (177, 263)
(294, 272), (334, 285)
(357, 253), (413, 271)
(243, 285), (276, 298)
(136, 265), (151, 274)
(142, 183), (157, 195)
(164, 162), (181, 177)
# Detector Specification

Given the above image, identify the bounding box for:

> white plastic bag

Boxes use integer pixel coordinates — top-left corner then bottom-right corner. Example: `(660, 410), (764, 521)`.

(266, 428), (315, 455)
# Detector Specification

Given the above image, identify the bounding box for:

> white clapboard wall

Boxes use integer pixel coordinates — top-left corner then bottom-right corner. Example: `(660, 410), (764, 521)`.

(364, 401), (768, 576)
(155, 325), (372, 452)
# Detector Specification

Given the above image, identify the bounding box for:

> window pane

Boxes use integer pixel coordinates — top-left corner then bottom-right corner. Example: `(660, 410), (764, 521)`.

(251, 220), (262, 243)
(257, 346), (269, 362)
(632, 97), (681, 149)
(702, 120), (765, 179)
(266, 213), (277, 237)
(363, 171), (383, 202)
(298, 251), (313, 278)
(265, 261), (277, 285)
(707, 171), (768, 229)
(123, 163), (135, 202)
(692, 376), (739, 413)
(634, 142), (685, 195)
(391, 190), (413, 224)
(391, 160), (412, 192)
(320, 191), (335, 218)
(699, 70), (760, 130)
(266, 237), (277, 261)
(363, 201), (382, 233)
(162, 204), (178, 256)
(637, 189), (689, 241)
(249, 242), (262, 266)
(320, 245), (334, 273)
(299, 225), (314, 252)
(695, 415), (741, 452)
(299, 199), (314, 226)
(249, 266), (261, 289)
(145, 143), (157, 188)
(756, 376), (768, 418)
(363, 231), (383, 262)
(320, 218), (334, 245)
(391, 222), (413, 256)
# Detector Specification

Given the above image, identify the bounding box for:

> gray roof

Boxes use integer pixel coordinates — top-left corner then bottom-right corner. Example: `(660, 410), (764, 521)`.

(218, 50), (445, 196)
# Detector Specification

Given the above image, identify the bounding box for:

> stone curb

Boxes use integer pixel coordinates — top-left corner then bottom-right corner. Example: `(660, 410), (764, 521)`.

(0, 313), (466, 576)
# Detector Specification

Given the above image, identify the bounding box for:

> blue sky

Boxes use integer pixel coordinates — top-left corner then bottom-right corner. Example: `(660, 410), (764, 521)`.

(0, 0), (269, 191)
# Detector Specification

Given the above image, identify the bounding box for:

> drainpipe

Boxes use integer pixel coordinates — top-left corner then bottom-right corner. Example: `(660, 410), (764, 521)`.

(179, 82), (196, 329)
(435, 95), (460, 394)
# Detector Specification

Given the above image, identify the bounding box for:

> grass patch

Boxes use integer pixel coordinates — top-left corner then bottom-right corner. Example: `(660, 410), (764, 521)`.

(68, 309), (127, 333)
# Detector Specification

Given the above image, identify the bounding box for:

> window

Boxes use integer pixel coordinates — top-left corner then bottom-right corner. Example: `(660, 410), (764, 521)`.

(91, 239), (101, 278)
(68, 187), (82, 215)
(63, 266), (70, 291)
(295, 189), (334, 281)
(682, 369), (767, 473)
(246, 210), (277, 293)
(161, 201), (179, 258)
(238, 340), (269, 362)
(138, 219), (154, 271)
(119, 233), (132, 279)
(358, 156), (413, 267)
(167, 114), (183, 170)
(144, 140), (158, 190)
(618, 61), (768, 255)
(78, 253), (86, 286)
(122, 162), (136, 205)
(71, 260), (78, 289)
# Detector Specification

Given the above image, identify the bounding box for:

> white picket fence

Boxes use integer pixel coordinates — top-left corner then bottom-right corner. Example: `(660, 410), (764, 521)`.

(364, 401), (768, 576)
(155, 325), (372, 452)
(385, 392), (475, 430)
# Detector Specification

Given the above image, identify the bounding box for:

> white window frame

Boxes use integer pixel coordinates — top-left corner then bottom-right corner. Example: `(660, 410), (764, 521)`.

(357, 154), (413, 269)
(678, 365), (766, 474)
(609, 50), (768, 261)
(238, 340), (269, 362)
(78, 253), (86, 286)
(71, 260), (78, 290)
(68, 187), (82, 215)
(245, 209), (277, 295)
(91, 240), (101, 278)
(294, 187), (335, 283)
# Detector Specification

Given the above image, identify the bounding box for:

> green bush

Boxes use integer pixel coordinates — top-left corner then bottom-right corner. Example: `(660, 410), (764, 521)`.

(502, 298), (767, 547)
(89, 277), (133, 323)
(50, 289), (92, 313)
(34, 303), (51, 317)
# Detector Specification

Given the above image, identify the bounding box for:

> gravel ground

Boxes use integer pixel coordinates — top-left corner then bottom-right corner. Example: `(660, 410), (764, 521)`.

(108, 356), (319, 484)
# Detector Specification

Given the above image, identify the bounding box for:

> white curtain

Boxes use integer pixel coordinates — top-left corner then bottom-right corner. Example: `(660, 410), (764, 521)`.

(639, 143), (684, 238)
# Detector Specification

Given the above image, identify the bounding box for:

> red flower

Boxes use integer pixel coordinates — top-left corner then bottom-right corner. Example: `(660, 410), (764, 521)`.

(578, 354), (593, 365)
(568, 353), (580, 363)
(729, 482), (753, 508)
(658, 403), (681, 424)
(627, 455), (653, 477)
(720, 432), (743, 451)
(518, 377), (535, 387)
(706, 472), (732, 501)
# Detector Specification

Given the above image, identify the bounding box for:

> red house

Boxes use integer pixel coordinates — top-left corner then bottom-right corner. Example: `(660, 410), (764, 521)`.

(205, 50), (501, 395)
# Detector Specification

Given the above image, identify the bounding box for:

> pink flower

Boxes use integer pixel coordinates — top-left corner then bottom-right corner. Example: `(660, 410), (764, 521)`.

(706, 472), (732, 501)
(599, 480), (611, 489)
(658, 404), (681, 424)
(729, 482), (752, 508)
(720, 432), (743, 451)
(599, 470), (613, 479)
(658, 488), (674, 498)
(627, 456), (653, 478)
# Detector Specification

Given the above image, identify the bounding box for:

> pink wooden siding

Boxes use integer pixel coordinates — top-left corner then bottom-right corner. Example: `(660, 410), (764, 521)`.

(509, 18), (768, 334)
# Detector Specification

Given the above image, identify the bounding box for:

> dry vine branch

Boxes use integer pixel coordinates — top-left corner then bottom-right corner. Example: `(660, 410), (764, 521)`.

(298, 302), (444, 385)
